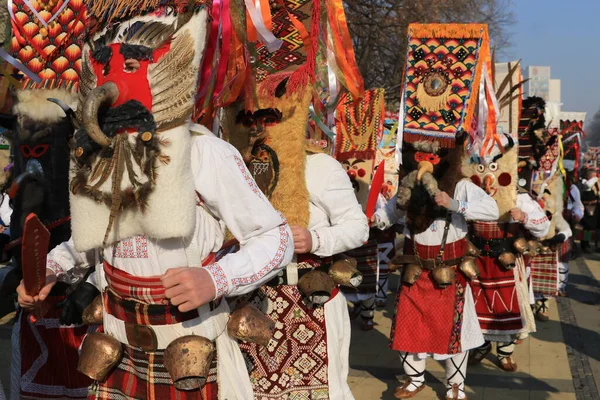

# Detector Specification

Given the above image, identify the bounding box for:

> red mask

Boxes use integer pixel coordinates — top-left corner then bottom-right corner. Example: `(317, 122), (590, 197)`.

(91, 43), (171, 111)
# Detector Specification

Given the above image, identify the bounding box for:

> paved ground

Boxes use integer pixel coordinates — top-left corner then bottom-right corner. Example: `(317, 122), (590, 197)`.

(0, 255), (598, 399)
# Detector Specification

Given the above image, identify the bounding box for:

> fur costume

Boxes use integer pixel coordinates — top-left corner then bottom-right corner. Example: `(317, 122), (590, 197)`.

(381, 24), (500, 400)
(69, 4), (210, 251)
(4, 0), (93, 396)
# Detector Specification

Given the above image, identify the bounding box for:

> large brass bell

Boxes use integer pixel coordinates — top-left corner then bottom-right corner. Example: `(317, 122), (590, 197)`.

(527, 240), (542, 257)
(513, 237), (530, 255)
(329, 258), (363, 288)
(431, 266), (456, 288)
(164, 336), (215, 391)
(389, 254), (417, 273)
(498, 251), (517, 270)
(82, 294), (104, 325)
(402, 263), (423, 285)
(539, 245), (552, 255)
(297, 270), (336, 305)
(77, 332), (123, 381)
(458, 256), (480, 280)
(465, 240), (481, 257)
(227, 303), (275, 347)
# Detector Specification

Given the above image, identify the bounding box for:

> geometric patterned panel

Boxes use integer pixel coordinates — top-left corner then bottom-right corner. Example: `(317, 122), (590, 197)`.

(10, 0), (86, 90)
(400, 24), (490, 147)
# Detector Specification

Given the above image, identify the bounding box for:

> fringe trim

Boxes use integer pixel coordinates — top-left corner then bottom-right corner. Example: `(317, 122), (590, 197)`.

(256, 0), (321, 98)
(408, 23), (488, 39)
(335, 150), (375, 162)
(406, 23), (491, 143)
(416, 82), (451, 112)
(403, 131), (456, 148)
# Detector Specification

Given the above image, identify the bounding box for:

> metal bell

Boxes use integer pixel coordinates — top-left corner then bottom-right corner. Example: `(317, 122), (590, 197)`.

(227, 303), (275, 347)
(389, 254), (417, 273)
(466, 240), (481, 257)
(539, 246), (552, 255)
(328, 258), (363, 288)
(164, 335), (215, 391)
(402, 263), (423, 285)
(527, 240), (542, 257)
(431, 266), (456, 288)
(458, 256), (480, 280)
(498, 251), (517, 270)
(82, 294), (104, 325)
(297, 270), (336, 305)
(77, 332), (123, 382)
(513, 237), (530, 255)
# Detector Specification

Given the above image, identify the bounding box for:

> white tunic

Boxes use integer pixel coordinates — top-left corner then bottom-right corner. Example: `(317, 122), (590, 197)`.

(375, 179), (499, 242)
(47, 135), (293, 297)
(566, 184), (584, 221)
(517, 192), (551, 238)
(304, 153), (368, 400)
(46, 135), (294, 400)
(305, 153), (369, 256)
(374, 179), (499, 359)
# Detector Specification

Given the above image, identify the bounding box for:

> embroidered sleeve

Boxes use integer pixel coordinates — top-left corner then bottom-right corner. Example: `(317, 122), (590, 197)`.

(455, 200), (468, 216)
(522, 212), (529, 225)
(46, 259), (65, 277)
(204, 263), (230, 299)
(193, 138), (294, 298)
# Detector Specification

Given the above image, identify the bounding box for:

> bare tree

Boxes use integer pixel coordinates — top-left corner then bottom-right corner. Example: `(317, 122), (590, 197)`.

(344, 0), (515, 104)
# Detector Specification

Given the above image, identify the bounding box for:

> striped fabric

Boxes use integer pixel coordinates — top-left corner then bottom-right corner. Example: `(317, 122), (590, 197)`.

(342, 238), (379, 295)
(104, 289), (200, 326)
(470, 221), (521, 239)
(103, 254), (216, 303)
(530, 251), (559, 296)
(407, 238), (467, 261)
(91, 346), (218, 400)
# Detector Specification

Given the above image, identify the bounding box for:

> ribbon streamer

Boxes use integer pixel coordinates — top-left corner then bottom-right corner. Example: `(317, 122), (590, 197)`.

(244, 0), (282, 53)
(0, 48), (41, 83)
(309, 106), (335, 141)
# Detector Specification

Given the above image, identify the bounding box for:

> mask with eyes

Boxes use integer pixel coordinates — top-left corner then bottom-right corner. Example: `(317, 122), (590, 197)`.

(8, 89), (77, 268)
(223, 80), (312, 227)
(462, 134), (517, 221)
(396, 131), (467, 234)
(69, 1), (211, 251)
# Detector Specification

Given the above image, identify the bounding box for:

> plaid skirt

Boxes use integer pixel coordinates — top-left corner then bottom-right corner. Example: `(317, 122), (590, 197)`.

(92, 261), (219, 400)
(89, 346), (218, 400)
(530, 251), (559, 297)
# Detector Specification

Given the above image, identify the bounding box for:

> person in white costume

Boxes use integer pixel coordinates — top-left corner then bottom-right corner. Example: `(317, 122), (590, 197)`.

(18, 129), (294, 400)
(239, 150), (369, 400)
(374, 166), (498, 399)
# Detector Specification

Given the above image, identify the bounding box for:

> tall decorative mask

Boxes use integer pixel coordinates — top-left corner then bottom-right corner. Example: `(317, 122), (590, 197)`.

(70, 0), (211, 251)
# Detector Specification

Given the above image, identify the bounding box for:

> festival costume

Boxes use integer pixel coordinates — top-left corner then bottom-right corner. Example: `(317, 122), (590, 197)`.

(42, 0), (296, 398)
(518, 100), (572, 320)
(236, 152), (368, 400)
(462, 62), (549, 371)
(375, 23), (501, 399)
(1, 0), (98, 397)
(222, 77), (368, 398)
(335, 88), (385, 329)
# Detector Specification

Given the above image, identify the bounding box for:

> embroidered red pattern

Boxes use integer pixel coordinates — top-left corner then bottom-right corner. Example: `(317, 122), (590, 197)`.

(46, 259), (64, 276)
(234, 155), (262, 196)
(113, 236), (149, 259)
(231, 223), (289, 287)
(205, 263), (229, 298)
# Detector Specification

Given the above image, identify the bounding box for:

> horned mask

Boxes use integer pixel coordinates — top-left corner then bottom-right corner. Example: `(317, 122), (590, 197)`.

(70, 0), (211, 251)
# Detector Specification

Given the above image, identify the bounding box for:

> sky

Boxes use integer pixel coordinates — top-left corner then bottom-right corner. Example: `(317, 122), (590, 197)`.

(504, 0), (600, 128)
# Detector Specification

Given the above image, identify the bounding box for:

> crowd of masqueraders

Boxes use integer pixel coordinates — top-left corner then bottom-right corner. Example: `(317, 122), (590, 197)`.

(0, 1), (591, 399)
